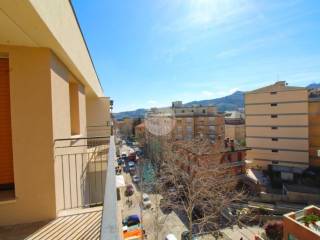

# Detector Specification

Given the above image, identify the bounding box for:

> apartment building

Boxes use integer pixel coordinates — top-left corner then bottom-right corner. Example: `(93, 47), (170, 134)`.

(245, 81), (309, 172)
(0, 0), (112, 228)
(309, 90), (320, 167)
(171, 101), (225, 142)
(225, 111), (246, 144)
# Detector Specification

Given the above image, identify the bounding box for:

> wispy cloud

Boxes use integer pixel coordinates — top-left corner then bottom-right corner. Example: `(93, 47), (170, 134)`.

(159, 0), (254, 32)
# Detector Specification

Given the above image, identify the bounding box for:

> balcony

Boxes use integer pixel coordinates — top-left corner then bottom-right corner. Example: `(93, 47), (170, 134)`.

(0, 136), (120, 240)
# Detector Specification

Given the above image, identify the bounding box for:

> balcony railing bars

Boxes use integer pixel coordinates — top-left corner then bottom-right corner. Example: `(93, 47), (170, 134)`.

(54, 136), (109, 211)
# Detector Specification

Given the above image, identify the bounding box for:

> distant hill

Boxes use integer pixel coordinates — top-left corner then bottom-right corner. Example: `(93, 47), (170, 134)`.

(114, 83), (320, 120)
(113, 108), (147, 120)
(307, 83), (320, 89)
(184, 90), (244, 112)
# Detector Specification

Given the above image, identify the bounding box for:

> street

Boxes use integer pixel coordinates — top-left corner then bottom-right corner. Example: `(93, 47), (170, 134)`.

(119, 143), (187, 240)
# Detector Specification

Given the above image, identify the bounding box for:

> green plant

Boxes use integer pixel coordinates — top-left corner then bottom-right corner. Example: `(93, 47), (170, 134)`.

(302, 214), (320, 225)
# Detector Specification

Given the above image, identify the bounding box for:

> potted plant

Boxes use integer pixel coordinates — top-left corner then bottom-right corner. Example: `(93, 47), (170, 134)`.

(302, 213), (320, 226)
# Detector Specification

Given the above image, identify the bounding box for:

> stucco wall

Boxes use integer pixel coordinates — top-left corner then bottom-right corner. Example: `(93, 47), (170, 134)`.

(86, 96), (111, 137)
(0, 45), (56, 225)
(50, 53), (88, 212)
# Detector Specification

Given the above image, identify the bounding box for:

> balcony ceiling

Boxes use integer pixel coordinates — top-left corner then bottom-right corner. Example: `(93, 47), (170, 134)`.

(0, 0), (103, 97)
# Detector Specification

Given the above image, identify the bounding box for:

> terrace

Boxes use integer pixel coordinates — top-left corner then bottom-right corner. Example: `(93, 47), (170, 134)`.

(0, 136), (120, 240)
(283, 205), (320, 239)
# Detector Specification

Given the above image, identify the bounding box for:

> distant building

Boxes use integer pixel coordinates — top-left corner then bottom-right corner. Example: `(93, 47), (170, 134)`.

(145, 101), (225, 142)
(283, 205), (320, 240)
(171, 101), (225, 142)
(224, 111), (245, 144)
(245, 81), (309, 173)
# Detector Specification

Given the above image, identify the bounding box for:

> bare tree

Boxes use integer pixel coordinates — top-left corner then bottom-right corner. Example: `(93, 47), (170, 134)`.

(156, 138), (246, 239)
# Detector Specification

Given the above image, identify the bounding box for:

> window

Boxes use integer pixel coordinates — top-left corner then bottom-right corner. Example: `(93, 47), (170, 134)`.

(270, 91), (277, 95)
(271, 103), (278, 107)
(202, 109), (206, 113)
(272, 138), (278, 141)
(271, 126), (278, 130)
(272, 161), (279, 164)
(271, 114), (278, 118)
(182, 110), (185, 113)
(0, 57), (15, 199)
(69, 82), (80, 135)
(271, 149), (279, 153)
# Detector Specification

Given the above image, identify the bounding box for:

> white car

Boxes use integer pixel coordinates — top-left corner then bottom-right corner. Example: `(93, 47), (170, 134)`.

(128, 161), (135, 167)
(132, 175), (140, 183)
(165, 234), (177, 240)
(142, 193), (152, 209)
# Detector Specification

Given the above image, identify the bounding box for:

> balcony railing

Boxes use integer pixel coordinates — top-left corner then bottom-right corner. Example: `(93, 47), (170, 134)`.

(54, 136), (109, 211)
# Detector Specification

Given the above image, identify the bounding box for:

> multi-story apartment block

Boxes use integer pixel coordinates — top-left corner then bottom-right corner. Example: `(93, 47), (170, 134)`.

(225, 111), (246, 144)
(308, 90), (320, 167)
(0, 2), (119, 238)
(171, 101), (225, 142)
(245, 81), (309, 171)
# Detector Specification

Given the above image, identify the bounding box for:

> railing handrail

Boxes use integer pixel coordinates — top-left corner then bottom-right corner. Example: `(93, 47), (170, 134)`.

(54, 136), (109, 143)
(100, 136), (120, 239)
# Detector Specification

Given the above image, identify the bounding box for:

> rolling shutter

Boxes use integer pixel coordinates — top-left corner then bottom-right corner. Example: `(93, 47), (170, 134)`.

(0, 58), (14, 186)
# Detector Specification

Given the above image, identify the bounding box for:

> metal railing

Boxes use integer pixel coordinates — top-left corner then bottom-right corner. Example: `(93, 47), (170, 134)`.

(54, 136), (109, 211)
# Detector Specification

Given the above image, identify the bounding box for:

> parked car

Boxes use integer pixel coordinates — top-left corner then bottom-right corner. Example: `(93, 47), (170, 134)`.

(181, 231), (199, 240)
(125, 184), (134, 197)
(132, 175), (140, 183)
(128, 153), (136, 162)
(142, 193), (152, 209)
(165, 234), (178, 240)
(117, 158), (124, 165)
(128, 161), (135, 168)
(122, 214), (140, 229)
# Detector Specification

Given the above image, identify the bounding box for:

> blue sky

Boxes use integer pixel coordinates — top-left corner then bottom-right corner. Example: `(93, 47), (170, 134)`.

(73, 0), (320, 112)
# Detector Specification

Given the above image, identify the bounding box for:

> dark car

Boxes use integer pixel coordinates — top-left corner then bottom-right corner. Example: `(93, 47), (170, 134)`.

(122, 214), (140, 227)
(128, 152), (136, 160)
(125, 184), (134, 196)
(181, 231), (199, 240)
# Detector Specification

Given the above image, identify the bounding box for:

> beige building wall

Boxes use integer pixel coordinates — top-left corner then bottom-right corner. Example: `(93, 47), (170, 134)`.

(50, 53), (88, 212)
(86, 96), (111, 137)
(245, 82), (309, 169)
(0, 45), (56, 225)
(309, 100), (320, 167)
(225, 124), (245, 143)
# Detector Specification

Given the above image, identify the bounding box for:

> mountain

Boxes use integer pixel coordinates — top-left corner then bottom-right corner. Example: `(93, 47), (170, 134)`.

(307, 83), (320, 89)
(113, 108), (147, 120)
(114, 83), (320, 119)
(184, 91), (244, 112)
